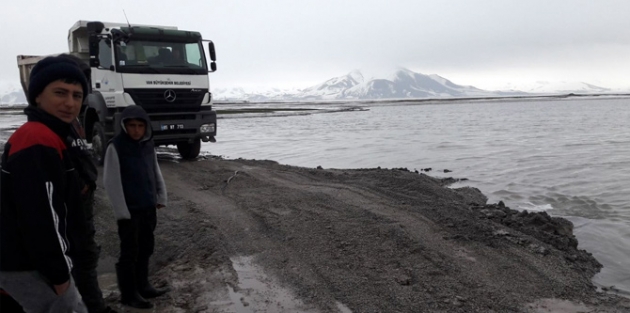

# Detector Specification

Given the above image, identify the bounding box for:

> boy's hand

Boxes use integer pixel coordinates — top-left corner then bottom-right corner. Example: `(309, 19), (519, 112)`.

(54, 280), (70, 295)
(157, 204), (165, 209)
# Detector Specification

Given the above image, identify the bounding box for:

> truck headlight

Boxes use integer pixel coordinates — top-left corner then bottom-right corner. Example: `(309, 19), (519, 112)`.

(200, 124), (215, 133)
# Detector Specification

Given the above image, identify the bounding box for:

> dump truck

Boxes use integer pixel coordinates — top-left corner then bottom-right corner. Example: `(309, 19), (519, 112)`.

(17, 20), (217, 163)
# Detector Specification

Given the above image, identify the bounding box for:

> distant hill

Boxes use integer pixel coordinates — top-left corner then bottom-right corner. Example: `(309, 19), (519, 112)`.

(2, 69), (623, 104)
(501, 81), (611, 94)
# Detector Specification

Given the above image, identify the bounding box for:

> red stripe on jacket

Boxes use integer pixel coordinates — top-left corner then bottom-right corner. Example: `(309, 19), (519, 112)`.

(8, 122), (66, 158)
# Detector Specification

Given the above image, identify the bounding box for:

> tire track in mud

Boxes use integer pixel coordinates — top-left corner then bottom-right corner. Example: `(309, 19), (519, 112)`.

(158, 161), (544, 312)
(151, 160), (325, 313)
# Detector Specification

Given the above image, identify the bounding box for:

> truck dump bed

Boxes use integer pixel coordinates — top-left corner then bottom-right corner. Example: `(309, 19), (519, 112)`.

(16, 55), (48, 101)
(17, 53), (89, 103)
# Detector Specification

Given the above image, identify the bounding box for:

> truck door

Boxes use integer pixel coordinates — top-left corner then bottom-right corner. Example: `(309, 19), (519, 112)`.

(92, 38), (124, 110)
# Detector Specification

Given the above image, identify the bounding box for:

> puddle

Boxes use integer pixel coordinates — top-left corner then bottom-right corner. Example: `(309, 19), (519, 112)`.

(98, 272), (118, 293)
(115, 305), (156, 313)
(216, 255), (321, 313)
(198, 255), (353, 312)
(227, 285), (254, 313)
(335, 301), (353, 313)
(96, 255), (119, 297)
(526, 298), (591, 313)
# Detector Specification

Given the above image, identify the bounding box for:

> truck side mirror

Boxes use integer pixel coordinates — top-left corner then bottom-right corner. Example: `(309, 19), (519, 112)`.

(207, 41), (216, 61)
(89, 35), (100, 68)
(87, 21), (105, 68)
(207, 41), (217, 72)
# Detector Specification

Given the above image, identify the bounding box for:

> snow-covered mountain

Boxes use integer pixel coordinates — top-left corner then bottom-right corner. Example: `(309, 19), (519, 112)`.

(339, 69), (495, 99)
(217, 68), (629, 101)
(0, 81), (26, 106)
(214, 68), (519, 102)
(0, 90), (27, 106)
(2, 69), (625, 104)
(296, 70), (365, 100)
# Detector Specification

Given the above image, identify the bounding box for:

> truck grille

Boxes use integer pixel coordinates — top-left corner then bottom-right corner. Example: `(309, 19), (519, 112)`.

(125, 88), (207, 110)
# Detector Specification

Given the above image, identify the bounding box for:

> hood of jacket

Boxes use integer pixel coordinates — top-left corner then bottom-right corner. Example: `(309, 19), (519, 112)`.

(120, 105), (152, 141)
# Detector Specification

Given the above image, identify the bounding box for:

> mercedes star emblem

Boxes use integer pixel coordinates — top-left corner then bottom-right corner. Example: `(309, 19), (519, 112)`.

(164, 89), (177, 103)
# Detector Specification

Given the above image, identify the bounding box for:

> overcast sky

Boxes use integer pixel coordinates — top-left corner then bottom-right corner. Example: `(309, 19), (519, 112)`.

(2, 0), (630, 92)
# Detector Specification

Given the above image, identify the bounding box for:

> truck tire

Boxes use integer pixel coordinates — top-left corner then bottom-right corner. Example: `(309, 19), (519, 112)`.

(91, 122), (107, 166)
(177, 138), (201, 160)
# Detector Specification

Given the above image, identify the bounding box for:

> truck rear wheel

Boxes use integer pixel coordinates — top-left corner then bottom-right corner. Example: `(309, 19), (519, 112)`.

(177, 139), (201, 160)
(91, 122), (107, 166)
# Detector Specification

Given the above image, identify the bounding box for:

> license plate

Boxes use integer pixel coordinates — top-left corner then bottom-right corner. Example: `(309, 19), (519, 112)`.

(160, 124), (184, 131)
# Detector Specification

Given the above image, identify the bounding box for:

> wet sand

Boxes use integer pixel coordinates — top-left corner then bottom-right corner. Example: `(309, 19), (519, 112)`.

(91, 156), (630, 312)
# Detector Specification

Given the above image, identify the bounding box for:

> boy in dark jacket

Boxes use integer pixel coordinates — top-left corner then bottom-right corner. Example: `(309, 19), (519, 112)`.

(0, 55), (116, 313)
(103, 105), (170, 309)
(0, 56), (89, 312)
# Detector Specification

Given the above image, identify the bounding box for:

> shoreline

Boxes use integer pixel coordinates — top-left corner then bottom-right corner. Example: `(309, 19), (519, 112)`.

(3, 91), (630, 110)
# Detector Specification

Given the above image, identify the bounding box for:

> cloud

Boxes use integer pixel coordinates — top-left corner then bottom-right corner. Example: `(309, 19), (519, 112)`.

(2, 0), (630, 91)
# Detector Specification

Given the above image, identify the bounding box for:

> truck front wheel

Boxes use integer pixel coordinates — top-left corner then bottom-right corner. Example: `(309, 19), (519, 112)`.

(91, 122), (107, 166)
(177, 139), (201, 160)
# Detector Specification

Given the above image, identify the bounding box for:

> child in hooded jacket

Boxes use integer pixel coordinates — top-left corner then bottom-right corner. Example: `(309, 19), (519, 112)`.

(103, 105), (170, 309)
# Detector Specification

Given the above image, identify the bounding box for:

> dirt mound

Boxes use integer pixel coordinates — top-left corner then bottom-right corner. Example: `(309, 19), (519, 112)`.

(469, 201), (602, 276)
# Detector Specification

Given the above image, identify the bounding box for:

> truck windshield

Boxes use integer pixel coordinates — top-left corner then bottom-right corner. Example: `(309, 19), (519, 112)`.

(115, 40), (207, 74)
